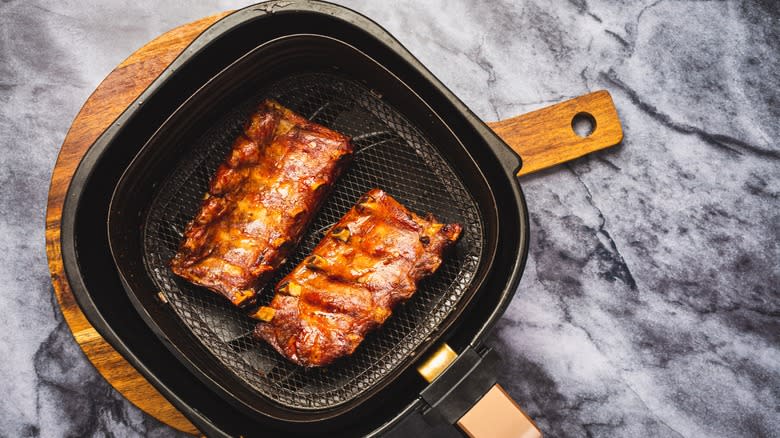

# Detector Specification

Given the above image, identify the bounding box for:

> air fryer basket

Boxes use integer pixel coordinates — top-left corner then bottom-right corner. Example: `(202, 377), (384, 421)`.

(109, 30), (524, 422)
(144, 71), (485, 410)
(106, 3), (528, 429)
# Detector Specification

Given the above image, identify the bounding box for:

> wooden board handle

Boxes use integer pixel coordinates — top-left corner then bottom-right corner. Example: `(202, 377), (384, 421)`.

(487, 90), (623, 176)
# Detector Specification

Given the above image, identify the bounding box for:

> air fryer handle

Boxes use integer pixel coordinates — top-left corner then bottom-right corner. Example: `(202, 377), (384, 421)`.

(417, 344), (542, 438)
(487, 91), (623, 176)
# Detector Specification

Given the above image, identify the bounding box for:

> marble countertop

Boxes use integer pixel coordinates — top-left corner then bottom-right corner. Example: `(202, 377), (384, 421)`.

(1, 0), (777, 436)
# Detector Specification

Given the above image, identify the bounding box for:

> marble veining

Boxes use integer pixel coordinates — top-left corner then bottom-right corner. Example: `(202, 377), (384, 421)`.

(0, 0), (777, 436)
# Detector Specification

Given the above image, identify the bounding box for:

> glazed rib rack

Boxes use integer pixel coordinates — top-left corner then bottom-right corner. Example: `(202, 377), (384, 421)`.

(254, 188), (462, 367)
(170, 99), (353, 308)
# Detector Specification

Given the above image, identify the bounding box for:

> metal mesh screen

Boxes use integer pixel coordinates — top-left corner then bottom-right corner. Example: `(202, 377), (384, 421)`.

(143, 73), (484, 410)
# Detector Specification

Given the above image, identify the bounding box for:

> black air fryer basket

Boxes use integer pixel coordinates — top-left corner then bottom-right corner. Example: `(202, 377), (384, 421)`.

(108, 25), (526, 425)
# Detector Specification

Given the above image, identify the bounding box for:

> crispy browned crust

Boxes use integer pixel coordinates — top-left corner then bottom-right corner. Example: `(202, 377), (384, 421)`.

(170, 99), (353, 307)
(254, 188), (462, 367)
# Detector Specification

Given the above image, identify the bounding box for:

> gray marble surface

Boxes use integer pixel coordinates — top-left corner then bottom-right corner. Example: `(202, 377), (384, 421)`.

(1, 0), (777, 436)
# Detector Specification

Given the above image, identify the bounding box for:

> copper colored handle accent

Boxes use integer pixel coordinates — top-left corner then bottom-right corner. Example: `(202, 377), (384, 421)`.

(417, 344), (542, 437)
(457, 384), (542, 438)
(487, 90), (623, 176)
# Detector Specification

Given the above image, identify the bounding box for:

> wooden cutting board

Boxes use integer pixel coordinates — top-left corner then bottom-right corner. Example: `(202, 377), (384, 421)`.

(45, 10), (621, 435)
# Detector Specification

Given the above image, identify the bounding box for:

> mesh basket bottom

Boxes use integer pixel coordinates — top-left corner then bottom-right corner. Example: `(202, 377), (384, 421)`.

(143, 72), (484, 409)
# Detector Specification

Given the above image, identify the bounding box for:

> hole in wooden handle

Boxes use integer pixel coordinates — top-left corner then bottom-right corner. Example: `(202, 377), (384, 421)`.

(571, 111), (596, 138)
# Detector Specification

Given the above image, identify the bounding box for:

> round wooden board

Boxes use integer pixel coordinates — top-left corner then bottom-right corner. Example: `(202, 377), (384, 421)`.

(44, 7), (622, 435)
(45, 11), (233, 435)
